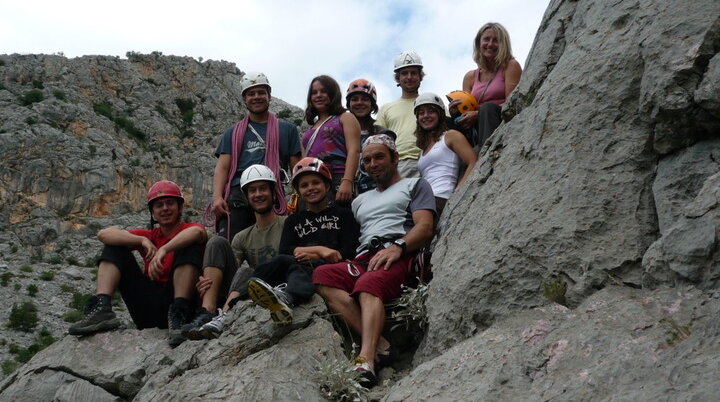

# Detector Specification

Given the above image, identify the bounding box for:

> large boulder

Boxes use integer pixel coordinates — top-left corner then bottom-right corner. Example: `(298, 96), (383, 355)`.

(385, 286), (720, 401)
(0, 297), (344, 401)
(421, 0), (720, 362)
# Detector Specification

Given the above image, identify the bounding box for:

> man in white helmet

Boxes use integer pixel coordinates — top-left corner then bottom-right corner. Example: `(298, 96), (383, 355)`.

(182, 165), (288, 339)
(212, 72), (301, 242)
(375, 51), (425, 178)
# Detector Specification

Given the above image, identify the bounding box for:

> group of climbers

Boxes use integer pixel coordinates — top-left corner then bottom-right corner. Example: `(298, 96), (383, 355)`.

(67, 22), (521, 388)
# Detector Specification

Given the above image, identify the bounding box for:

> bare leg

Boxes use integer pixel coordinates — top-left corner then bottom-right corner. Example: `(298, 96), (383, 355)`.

(173, 264), (198, 299)
(96, 261), (121, 295)
(317, 285), (363, 334)
(223, 291), (241, 311)
(318, 286), (391, 353)
(358, 292), (385, 369)
(200, 267), (223, 312)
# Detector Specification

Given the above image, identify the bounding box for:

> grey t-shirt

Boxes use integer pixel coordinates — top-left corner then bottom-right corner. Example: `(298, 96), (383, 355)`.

(351, 178), (436, 249)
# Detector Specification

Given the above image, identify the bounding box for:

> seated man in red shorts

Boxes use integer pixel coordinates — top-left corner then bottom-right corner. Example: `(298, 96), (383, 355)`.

(312, 134), (435, 387)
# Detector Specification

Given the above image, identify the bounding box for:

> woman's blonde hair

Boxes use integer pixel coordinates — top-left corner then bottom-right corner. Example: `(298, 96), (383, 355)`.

(473, 22), (514, 72)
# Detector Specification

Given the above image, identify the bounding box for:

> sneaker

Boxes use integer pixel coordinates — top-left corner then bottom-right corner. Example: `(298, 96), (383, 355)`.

(199, 309), (225, 339)
(353, 356), (377, 388)
(68, 295), (121, 336)
(247, 278), (293, 325)
(181, 308), (214, 340)
(167, 299), (191, 347)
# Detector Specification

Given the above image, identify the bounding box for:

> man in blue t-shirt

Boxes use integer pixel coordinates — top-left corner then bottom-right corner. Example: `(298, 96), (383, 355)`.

(212, 72), (301, 241)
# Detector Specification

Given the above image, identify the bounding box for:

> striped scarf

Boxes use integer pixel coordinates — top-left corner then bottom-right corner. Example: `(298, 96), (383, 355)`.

(225, 112), (287, 215)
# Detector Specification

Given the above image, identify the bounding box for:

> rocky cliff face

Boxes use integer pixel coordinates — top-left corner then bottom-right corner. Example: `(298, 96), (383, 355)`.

(0, 52), (304, 378)
(2, 0), (720, 400)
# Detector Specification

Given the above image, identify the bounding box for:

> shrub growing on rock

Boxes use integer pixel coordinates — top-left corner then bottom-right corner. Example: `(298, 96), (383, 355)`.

(316, 356), (369, 402)
(39, 272), (54, 281)
(1, 360), (17, 375)
(7, 302), (38, 332)
(19, 89), (44, 106)
(93, 101), (114, 119)
(0, 272), (12, 287)
(46, 255), (62, 264)
(52, 89), (66, 101)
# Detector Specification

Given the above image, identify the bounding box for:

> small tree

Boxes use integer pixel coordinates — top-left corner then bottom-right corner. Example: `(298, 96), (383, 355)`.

(7, 302), (39, 332)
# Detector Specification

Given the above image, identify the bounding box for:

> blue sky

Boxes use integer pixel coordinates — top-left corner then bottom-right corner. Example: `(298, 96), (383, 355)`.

(1, 0), (551, 109)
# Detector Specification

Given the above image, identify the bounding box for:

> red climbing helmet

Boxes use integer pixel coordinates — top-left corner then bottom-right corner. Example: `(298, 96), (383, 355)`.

(291, 157), (332, 189)
(147, 180), (184, 206)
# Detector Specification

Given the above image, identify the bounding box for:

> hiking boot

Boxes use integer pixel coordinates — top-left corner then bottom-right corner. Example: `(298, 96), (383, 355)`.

(247, 278), (293, 325)
(181, 308), (214, 340)
(167, 298), (191, 348)
(353, 356), (377, 388)
(68, 295), (121, 336)
(199, 309), (225, 339)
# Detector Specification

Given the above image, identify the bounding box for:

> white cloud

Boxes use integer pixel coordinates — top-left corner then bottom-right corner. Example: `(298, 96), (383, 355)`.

(1, 0), (550, 108)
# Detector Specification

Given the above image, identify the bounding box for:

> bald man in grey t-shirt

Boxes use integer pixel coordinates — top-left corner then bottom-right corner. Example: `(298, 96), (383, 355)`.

(312, 134), (435, 387)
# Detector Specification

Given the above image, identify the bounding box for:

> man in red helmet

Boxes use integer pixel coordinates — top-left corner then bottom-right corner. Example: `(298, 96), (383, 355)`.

(68, 180), (207, 347)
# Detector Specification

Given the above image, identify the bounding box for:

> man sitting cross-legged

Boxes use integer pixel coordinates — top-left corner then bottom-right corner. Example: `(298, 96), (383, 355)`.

(313, 135), (435, 387)
(246, 157), (359, 325)
(182, 164), (287, 339)
(68, 181), (207, 348)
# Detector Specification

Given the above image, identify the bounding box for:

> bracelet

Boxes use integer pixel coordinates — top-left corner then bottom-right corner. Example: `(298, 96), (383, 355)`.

(341, 178), (354, 183)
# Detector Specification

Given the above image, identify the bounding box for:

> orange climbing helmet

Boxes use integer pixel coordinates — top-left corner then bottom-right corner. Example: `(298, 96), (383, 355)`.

(346, 78), (377, 103)
(291, 157), (332, 189)
(147, 180), (184, 205)
(446, 90), (479, 113)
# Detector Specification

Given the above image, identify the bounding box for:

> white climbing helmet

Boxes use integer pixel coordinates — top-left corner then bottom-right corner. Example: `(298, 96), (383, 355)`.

(414, 93), (445, 113)
(393, 51), (423, 72)
(240, 164), (277, 190)
(241, 72), (271, 96)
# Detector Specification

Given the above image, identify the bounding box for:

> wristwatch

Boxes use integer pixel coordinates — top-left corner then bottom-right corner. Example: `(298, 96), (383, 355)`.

(392, 238), (407, 252)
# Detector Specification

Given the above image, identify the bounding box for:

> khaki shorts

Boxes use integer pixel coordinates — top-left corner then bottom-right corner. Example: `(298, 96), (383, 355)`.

(398, 158), (420, 178)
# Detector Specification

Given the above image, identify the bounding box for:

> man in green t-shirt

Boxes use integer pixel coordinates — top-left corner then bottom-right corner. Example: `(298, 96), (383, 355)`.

(182, 164), (286, 340)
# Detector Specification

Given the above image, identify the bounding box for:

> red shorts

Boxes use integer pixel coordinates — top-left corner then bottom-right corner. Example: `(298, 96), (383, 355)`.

(312, 251), (415, 302)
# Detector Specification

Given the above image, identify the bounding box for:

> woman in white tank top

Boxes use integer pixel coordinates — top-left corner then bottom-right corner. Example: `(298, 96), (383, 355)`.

(414, 93), (477, 216)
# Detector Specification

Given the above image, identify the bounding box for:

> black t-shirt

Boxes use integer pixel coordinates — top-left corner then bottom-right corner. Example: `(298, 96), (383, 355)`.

(279, 205), (359, 259)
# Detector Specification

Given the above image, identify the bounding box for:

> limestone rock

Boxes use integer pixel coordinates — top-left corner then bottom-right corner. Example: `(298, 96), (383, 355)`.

(422, 0), (720, 362)
(643, 171), (720, 288)
(385, 286), (720, 401)
(0, 295), (341, 401)
(652, 139), (720, 234)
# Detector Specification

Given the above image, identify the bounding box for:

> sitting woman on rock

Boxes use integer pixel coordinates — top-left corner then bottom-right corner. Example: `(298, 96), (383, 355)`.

(415, 93), (477, 216)
(451, 22), (522, 147)
(302, 75), (361, 205)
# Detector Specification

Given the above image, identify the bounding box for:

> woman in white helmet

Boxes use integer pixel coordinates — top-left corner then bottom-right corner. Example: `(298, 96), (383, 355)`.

(451, 22), (522, 147)
(415, 93), (477, 216)
(302, 75), (361, 205)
